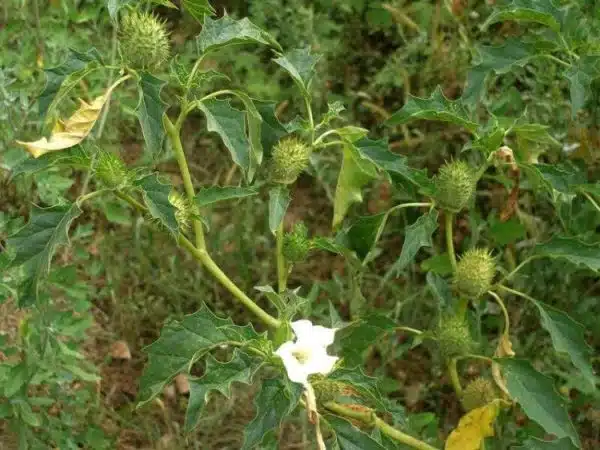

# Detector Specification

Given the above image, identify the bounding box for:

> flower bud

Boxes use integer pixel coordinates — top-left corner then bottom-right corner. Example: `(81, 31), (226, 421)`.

(168, 191), (194, 231)
(119, 12), (170, 71)
(434, 160), (475, 212)
(270, 137), (311, 184)
(435, 315), (474, 360)
(283, 222), (311, 263)
(461, 377), (497, 411)
(95, 151), (128, 188)
(454, 248), (496, 299)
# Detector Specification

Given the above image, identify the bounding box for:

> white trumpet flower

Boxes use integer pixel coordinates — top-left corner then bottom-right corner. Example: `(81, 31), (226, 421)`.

(275, 320), (339, 386)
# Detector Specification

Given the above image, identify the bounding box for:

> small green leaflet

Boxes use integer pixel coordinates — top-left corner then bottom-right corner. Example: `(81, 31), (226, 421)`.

(498, 359), (580, 448)
(535, 236), (600, 273)
(6, 204), (82, 306)
(136, 72), (167, 157)
(274, 47), (321, 100)
(334, 314), (396, 366)
(241, 378), (303, 450)
(198, 98), (252, 178)
(138, 304), (262, 407)
(483, 0), (563, 32)
(335, 213), (387, 262)
(333, 143), (378, 229)
(197, 15), (282, 54)
(181, 0), (215, 23)
(268, 185), (291, 234)
(134, 174), (178, 235)
(515, 437), (578, 450)
(326, 415), (386, 450)
(184, 350), (263, 432)
(566, 56), (600, 116)
(195, 186), (259, 207)
(386, 86), (478, 134)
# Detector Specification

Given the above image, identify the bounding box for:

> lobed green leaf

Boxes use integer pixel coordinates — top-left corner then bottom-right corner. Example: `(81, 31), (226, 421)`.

(483, 0), (563, 32)
(535, 235), (600, 273)
(134, 174), (179, 235)
(181, 0), (215, 23)
(274, 47), (321, 100)
(326, 415), (386, 450)
(197, 15), (282, 54)
(136, 72), (167, 157)
(195, 186), (259, 207)
(268, 185), (291, 234)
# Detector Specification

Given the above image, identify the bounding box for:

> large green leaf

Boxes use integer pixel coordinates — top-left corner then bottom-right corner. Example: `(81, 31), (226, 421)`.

(198, 98), (252, 177)
(335, 213), (387, 262)
(195, 186), (259, 207)
(328, 368), (388, 412)
(185, 349), (263, 432)
(268, 185), (291, 234)
(6, 204), (82, 306)
(136, 72), (167, 156)
(515, 437), (578, 450)
(138, 304), (262, 407)
(241, 378), (303, 449)
(521, 163), (585, 205)
(134, 174), (178, 235)
(10, 146), (90, 179)
(498, 359), (580, 448)
(181, 0), (215, 23)
(386, 86), (478, 134)
(535, 236), (600, 273)
(483, 0), (563, 31)
(566, 56), (600, 116)
(274, 47), (321, 100)
(326, 415), (386, 450)
(334, 314), (396, 366)
(197, 15), (281, 54)
(254, 101), (289, 158)
(333, 143), (378, 229)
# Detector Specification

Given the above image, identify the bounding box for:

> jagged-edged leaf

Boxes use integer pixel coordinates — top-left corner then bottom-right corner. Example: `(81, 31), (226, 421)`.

(426, 272), (452, 311)
(268, 185), (291, 234)
(312, 237), (346, 255)
(326, 415), (386, 450)
(333, 143), (378, 229)
(185, 349), (263, 432)
(336, 126), (369, 143)
(335, 213), (387, 262)
(566, 56), (600, 116)
(535, 236), (600, 273)
(483, 0), (563, 32)
(497, 359), (580, 448)
(445, 402), (500, 450)
(39, 48), (103, 121)
(106, 0), (134, 19)
(386, 210), (439, 278)
(515, 437), (578, 449)
(521, 163), (585, 204)
(241, 378), (303, 450)
(136, 72), (166, 156)
(319, 101), (346, 127)
(328, 367), (388, 412)
(254, 101), (288, 158)
(138, 303), (262, 407)
(181, 0), (215, 23)
(135, 174), (178, 234)
(195, 186), (259, 207)
(386, 86), (478, 133)
(274, 47), (321, 99)
(198, 98), (252, 177)
(6, 204), (82, 306)
(10, 146), (90, 178)
(334, 314), (396, 366)
(226, 90), (264, 175)
(197, 15), (281, 54)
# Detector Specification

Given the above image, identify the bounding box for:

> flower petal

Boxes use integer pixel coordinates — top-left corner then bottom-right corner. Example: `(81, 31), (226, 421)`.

(303, 346), (338, 377)
(290, 320), (314, 341)
(275, 341), (310, 385)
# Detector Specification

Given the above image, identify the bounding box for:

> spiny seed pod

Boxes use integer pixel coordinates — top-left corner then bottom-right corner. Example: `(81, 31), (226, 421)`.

(119, 12), (170, 71)
(310, 376), (346, 404)
(462, 377), (497, 411)
(436, 315), (474, 360)
(95, 151), (128, 188)
(270, 137), (311, 184)
(434, 160), (475, 212)
(454, 248), (496, 299)
(168, 191), (194, 231)
(283, 222), (311, 263)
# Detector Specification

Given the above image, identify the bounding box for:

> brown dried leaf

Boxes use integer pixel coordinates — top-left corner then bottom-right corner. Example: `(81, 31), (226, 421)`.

(174, 373), (190, 395)
(110, 340), (132, 360)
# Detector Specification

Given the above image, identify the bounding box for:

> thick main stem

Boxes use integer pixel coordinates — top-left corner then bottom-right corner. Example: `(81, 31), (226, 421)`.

(276, 222), (287, 293)
(448, 358), (463, 397)
(445, 211), (457, 272)
(324, 403), (439, 450)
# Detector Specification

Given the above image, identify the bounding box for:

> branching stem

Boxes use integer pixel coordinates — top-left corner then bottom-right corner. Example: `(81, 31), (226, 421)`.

(445, 211), (457, 272)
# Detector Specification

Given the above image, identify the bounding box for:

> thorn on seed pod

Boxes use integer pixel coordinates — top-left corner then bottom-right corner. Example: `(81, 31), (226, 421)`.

(454, 248), (496, 300)
(269, 137), (311, 184)
(435, 315), (474, 360)
(119, 11), (170, 71)
(283, 222), (311, 263)
(96, 151), (129, 188)
(310, 375), (345, 404)
(461, 377), (498, 411)
(168, 191), (195, 231)
(434, 160), (476, 213)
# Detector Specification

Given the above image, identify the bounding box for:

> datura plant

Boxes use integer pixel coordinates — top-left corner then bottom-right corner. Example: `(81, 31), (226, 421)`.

(4, 0), (600, 449)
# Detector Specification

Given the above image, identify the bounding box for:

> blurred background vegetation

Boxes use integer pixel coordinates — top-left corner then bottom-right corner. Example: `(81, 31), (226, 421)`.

(1, 0), (599, 448)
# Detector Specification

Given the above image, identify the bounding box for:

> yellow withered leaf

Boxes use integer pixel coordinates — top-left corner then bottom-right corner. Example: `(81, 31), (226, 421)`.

(445, 401), (499, 450)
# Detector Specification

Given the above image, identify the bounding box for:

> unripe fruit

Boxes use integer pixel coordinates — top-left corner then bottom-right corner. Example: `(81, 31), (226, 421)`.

(119, 12), (170, 71)
(462, 377), (497, 411)
(168, 191), (194, 231)
(95, 151), (128, 188)
(434, 160), (475, 212)
(435, 315), (474, 360)
(310, 376), (345, 404)
(454, 248), (496, 299)
(270, 137), (311, 184)
(283, 222), (311, 263)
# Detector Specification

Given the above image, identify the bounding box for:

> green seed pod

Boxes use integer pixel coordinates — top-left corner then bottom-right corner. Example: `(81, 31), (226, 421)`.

(434, 160), (475, 212)
(270, 137), (311, 184)
(435, 315), (474, 360)
(454, 248), (496, 299)
(461, 377), (497, 411)
(119, 12), (170, 71)
(95, 151), (128, 188)
(283, 222), (311, 263)
(310, 376), (346, 404)
(168, 191), (194, 231)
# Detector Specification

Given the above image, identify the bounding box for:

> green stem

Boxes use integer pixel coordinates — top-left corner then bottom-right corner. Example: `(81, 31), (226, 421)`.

(448, 358), (463, 397)
(497, 255), (540, 284)
(276, 222), (287, 293)
(445, 211), (457, 272)
(456, 354), (494, 364)
(115, 190), (146, 212)
(164, 115), (206, 250)
(456, 297), (469, 318)
(304, 95), (315, 144)
(582, 191), (600, 213)
(497, 284), (537, 305)
(544, 54), (571, 68)
(396, 326), (423, 335)
(324, 403), (439, 450)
